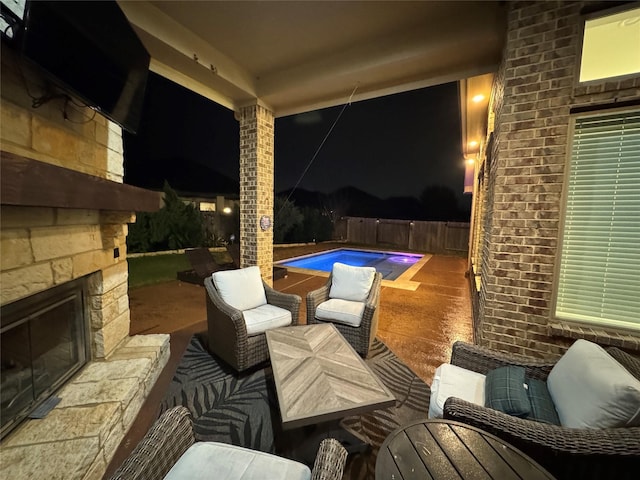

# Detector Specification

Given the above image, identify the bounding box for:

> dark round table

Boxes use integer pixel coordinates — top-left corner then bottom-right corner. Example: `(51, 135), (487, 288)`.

(375, 419), (556, 480)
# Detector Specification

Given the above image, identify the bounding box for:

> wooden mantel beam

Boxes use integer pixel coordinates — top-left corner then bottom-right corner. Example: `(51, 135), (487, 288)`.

(1, 151), (161, 212)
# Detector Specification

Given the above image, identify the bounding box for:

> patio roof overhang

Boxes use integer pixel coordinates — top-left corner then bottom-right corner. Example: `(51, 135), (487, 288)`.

(118, 1), (505, 137)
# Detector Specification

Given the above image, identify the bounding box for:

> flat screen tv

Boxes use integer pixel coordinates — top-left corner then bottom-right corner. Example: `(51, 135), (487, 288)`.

(17, 1), (150, 134)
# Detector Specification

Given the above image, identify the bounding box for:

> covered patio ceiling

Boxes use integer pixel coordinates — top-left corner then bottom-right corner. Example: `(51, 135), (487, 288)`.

(103, 2), (506, 364)
(118, 1), (506, 139)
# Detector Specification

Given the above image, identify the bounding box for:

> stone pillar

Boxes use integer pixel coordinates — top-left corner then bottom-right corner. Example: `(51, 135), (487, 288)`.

(238, 103), (274, 284)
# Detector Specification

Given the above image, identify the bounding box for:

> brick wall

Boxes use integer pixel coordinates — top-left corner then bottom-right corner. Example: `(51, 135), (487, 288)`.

(238, 103), (275, 283)
(476, 1), (640, 357)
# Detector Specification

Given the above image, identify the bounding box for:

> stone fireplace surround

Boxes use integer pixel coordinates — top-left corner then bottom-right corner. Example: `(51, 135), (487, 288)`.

(0, 201), (169, 480)
(1, 49), (167, 478)
(0, 185), (169, 480)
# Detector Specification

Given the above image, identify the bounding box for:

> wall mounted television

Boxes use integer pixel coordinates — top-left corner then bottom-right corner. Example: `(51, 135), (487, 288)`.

(11, 0), (150, 134)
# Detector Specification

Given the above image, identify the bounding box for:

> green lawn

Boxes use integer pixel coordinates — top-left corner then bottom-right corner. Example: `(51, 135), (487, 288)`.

(127, 253), (190, 289)
(127, 250), (234, 289)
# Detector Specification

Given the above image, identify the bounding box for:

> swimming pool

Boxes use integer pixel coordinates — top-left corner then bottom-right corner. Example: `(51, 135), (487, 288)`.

(277, 248), (423, 280)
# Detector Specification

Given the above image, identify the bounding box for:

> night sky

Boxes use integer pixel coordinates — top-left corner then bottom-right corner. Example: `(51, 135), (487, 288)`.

(124, 73), (468, 207)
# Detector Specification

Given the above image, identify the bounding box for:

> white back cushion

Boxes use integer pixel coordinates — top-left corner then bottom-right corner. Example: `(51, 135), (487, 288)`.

(212, 266), (267, 311)
(329, 262), (376, 302)
(547, 339), (640, 429)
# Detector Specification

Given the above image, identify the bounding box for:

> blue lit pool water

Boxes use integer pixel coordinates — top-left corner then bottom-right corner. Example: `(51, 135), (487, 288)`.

(277, 249), (422, 281)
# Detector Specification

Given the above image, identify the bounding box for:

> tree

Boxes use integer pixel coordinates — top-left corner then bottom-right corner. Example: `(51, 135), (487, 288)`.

(127, 182), (206, 252)
(126, 211), (153, 252)
(419, 185), (460, 221)
(273, 196), (303, 244)
(289, 206), (333, 243)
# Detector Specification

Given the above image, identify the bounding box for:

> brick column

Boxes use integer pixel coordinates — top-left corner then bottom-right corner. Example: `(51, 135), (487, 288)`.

(238, 103), (274, 284)
(476, 1), (579, 357)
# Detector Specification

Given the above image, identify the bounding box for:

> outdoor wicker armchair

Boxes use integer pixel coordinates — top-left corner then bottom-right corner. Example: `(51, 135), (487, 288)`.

(442, 341), (640, 480)
(204, 271), (301, 372)
(108, 406), (348, 480)
(306, 266), (382, 357)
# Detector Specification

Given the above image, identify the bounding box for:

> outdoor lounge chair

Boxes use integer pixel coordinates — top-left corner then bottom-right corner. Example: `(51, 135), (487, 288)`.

(176, 247), (234, 285)
(108, 406), (348, 480)
(204, 266), (301, 371)
(226, 243), (288, 280)
(438, 340), (640, 480)
(306, 262), (382, 357)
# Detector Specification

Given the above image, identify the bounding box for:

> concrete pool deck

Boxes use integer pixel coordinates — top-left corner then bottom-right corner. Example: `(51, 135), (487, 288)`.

(104, 243), (472, 478)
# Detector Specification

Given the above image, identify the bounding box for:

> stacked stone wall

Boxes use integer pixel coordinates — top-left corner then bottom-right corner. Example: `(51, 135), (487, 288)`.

(1, 49), (124, 183)
(1, 50), (134, 358)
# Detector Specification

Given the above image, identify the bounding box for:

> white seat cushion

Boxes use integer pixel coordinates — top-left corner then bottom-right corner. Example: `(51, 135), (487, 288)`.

(315, 298), (365, 327)
(163, 442), (311, 480)
(547, 339), (640, 429)
(212, 266), (267, 311)
(329, 262), (376, 302)
(429, 363), (486, 419)
(243, 304), (292, 336)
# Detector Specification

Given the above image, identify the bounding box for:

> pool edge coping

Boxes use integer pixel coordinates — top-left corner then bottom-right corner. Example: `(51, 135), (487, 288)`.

(278, 248), (431, 291)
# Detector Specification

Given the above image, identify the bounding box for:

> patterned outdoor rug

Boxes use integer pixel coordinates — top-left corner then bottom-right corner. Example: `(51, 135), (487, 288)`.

(160, 334), (431, 480)
(159, 334), (277, 452)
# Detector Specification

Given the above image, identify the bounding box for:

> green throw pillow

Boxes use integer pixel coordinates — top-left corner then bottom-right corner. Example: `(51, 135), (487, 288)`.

(485, 366), (531, 417)
(526, 378), (561, 425)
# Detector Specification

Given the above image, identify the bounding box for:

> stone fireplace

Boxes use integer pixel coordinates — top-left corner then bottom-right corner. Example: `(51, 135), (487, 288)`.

(1, 50), (167, 479)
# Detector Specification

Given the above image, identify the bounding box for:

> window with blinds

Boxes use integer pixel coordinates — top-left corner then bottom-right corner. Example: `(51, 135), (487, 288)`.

(555, 110), (640, 331)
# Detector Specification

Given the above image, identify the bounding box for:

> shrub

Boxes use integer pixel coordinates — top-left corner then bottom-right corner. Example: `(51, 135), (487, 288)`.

(127, 182), (206, 252)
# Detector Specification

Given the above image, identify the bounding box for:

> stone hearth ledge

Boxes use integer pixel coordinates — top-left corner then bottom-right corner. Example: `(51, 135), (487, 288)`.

(0, 334), (170, 480)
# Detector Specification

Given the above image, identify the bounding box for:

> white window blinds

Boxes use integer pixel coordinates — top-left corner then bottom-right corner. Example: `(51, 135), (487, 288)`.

(555, 110), (640, 331)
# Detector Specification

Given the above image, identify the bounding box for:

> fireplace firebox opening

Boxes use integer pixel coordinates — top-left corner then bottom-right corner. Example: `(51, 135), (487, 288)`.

(1, 277), (90, 440)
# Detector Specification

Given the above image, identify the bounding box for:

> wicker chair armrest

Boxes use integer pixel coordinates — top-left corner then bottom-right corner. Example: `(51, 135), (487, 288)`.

(108, 406), (195, 480)
(310, 438), (348, 480)
(607, 347), (640, 380)
(204, 277), (247, 330)
(443, 397), (640, 456)
(306, 281), (331, 323)
(359, 304), (376, 330)
(365, 273), (382, 308)
(263, 281), (302, 325)
(358, 273), (382, 330)
(450, 341), (555, 380)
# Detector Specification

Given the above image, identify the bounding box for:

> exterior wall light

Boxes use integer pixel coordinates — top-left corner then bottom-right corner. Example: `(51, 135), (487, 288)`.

(464, 158), (475, 194)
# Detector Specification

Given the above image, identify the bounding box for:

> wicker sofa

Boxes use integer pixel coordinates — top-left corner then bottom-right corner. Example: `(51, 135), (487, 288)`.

(442, 341), (640, 479)
(108, 406), (348, 480)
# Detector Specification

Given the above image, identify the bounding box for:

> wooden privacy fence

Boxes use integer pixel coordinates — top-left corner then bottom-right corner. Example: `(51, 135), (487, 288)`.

(333, 217), (470, 254)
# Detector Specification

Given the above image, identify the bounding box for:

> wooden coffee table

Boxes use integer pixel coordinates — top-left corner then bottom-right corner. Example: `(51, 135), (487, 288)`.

(265, 323), (395, 430)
